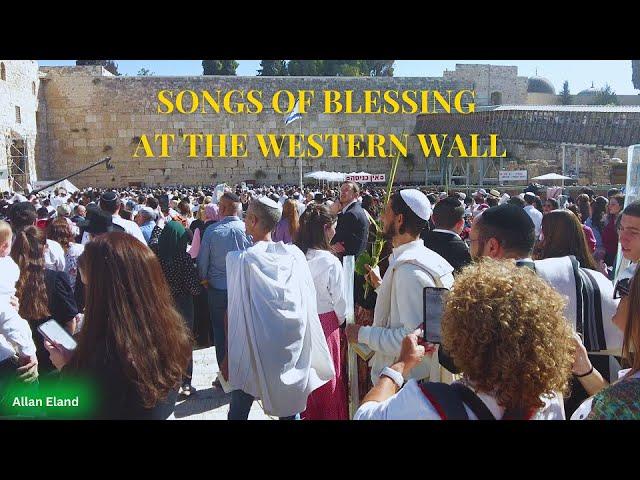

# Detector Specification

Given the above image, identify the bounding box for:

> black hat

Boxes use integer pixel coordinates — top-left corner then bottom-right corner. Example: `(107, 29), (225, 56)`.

(9, 201), (37, 229)
(100, 191), (119, 204)
(83, 206), (125, 235)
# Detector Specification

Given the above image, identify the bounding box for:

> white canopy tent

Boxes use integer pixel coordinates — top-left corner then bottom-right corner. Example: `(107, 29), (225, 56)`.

(531, 173), (573, 181)
(31, 179), (79, 194)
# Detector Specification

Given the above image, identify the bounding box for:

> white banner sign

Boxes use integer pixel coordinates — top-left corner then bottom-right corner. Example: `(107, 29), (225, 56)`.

(345, 174), (386, 183)
(499, 170), (528, 182)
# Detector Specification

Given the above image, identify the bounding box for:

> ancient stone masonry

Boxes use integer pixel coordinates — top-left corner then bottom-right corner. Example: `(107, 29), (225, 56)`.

(2, 62), (631, 189)
(0, 60), (40, 191)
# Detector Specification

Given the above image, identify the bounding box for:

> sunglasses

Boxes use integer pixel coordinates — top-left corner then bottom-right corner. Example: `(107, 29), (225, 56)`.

(614, 278), (631, 299)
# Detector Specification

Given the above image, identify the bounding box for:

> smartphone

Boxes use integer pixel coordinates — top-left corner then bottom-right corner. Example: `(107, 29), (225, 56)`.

(423, 287), (448, 344)
(37, 319), (77, 351)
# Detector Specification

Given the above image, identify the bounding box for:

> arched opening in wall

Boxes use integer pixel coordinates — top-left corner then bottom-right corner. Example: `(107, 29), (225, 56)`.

(0, 63), (5, 81)
(32, 82), (36, 95)
(490, 91), (502, 105)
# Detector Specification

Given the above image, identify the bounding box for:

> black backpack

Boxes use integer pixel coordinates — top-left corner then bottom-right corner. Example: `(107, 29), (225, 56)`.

(418, 381), (532, 420)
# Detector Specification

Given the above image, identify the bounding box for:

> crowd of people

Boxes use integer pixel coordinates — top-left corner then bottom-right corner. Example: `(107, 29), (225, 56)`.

(0, 180), (638, 420)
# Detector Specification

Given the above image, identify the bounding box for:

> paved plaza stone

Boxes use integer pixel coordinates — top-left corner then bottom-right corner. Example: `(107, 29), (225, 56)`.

(168, 347), (272, 420)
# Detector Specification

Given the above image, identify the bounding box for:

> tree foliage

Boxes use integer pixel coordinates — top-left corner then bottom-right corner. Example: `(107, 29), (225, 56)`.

(202, 60), (239, 75)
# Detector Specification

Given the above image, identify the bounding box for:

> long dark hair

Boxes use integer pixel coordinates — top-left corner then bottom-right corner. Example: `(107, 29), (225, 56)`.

(10, 225), (50, 321)
(576, 194), (591, 224)
(591, 196), (608, 232)
(536, 210), (598, 270)
(70, 232), (192, 408)
(295, 204), (336, 254)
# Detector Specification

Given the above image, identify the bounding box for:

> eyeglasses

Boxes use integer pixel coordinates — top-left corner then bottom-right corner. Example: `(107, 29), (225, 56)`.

(614, 278), (631, 299)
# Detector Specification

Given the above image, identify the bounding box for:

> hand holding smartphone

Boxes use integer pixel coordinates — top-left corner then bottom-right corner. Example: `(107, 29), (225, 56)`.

(423, 287), (448, 344)
(37, 319), (77, 351)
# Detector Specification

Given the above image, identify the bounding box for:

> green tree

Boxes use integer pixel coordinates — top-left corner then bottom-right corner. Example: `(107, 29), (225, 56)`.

(202, 60), (238, 75)
(593, 84), (619, 105)
(287, 60), (324, 76)
(633, 60), (640, 90)
(137, 67), (154, 76)
(560, 80), (571, 105)
(258, 60), (288, 76)
(76, 60), (119, 75)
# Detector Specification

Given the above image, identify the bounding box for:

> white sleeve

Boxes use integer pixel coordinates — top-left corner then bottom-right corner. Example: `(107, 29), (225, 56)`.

(358, 267), (431, 357)
(328, 260), (347, 324)
(131, 224), (147, 245)
(0, 305), (36, 357)
(354, 379), (441, 420)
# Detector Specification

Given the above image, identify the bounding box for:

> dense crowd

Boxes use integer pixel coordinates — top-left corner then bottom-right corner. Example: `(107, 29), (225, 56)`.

(0, 181), (638, 420)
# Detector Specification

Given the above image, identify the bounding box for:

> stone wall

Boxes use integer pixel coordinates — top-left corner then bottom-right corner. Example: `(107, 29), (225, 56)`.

(0, 60), (40, 191)
(39, 67), (471, 187)
(444, 64), (528, 106)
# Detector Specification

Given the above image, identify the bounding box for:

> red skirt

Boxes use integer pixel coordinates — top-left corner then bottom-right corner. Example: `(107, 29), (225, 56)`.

(303, 311), (349, 420)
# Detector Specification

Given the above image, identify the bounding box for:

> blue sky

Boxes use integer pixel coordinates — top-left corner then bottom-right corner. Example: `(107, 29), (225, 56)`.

(37, 60), (639, 95)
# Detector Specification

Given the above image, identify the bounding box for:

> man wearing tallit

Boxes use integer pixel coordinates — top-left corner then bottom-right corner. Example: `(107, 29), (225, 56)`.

(345, 189), (455, 385)
(225, 196), (335, 420)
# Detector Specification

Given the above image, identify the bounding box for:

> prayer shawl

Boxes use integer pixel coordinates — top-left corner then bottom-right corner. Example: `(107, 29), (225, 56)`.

(226, 241), (335, 417)
(361, 240), (454, 383)
(532, 257), (623, 353)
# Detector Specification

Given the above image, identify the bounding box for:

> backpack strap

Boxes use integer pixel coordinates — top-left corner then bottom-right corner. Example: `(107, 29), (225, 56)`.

(450, 383), (497, 420)
(417, 381), (469, 420)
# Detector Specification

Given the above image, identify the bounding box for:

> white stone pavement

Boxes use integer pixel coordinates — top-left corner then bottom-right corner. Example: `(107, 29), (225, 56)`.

(168, 346), (273, 420)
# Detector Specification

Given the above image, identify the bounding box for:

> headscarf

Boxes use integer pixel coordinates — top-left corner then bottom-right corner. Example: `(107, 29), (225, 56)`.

(158, 220), (189, 263)
(205, 203), (220, 222)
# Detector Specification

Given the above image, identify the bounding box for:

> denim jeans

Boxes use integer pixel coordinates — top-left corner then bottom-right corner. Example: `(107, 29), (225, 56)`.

(207, 287), (228, 368)
(228, 389), (300, 420)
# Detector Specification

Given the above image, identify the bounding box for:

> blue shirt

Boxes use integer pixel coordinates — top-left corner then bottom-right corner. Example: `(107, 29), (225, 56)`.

(585, 217), (603, 248)
(197, 216), (252, 290)
(140, 221), (155, 244)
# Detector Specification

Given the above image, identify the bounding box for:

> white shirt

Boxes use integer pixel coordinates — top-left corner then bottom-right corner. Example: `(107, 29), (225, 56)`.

(45, 239), (66, 272)
(524, 205), (543, 238)
(354, 379), (565, 420)
(0, 257), (36, 360)
(0, 298), (37, 361)
(0, 256), (20, 297)
(305, 249), (347, 323)
(112, 215), (146, 244)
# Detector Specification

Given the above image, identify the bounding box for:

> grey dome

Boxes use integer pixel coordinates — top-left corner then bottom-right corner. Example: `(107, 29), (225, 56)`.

(527, 76), (556, 94)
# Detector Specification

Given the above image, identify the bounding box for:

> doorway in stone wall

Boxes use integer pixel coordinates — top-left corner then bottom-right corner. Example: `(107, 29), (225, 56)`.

(7, 138), (29, 192)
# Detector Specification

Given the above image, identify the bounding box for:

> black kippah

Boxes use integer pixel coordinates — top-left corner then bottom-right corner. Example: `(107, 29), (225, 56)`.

(478, 204), (534, 232)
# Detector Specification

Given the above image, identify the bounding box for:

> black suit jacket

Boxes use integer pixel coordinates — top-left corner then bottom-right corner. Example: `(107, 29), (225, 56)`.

(421, 229), (471, 273)
(331, 201), (369, 257)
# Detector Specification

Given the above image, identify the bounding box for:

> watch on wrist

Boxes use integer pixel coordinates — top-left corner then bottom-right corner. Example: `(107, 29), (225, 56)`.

(380, 366), (404, 389)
